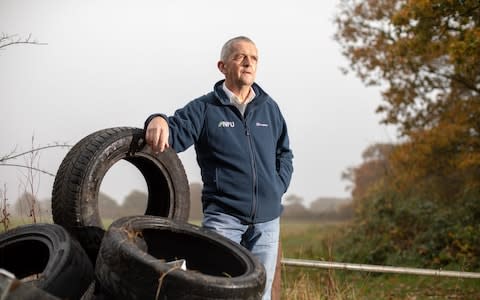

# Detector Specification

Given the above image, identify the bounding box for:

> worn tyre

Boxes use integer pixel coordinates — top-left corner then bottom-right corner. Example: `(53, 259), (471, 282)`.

(96, 215), (266, 300)
(80, 281), (107, 300)
(0, 223), (94, 299)
(6, 279), (61, 300)
(51, 127), (190, 262)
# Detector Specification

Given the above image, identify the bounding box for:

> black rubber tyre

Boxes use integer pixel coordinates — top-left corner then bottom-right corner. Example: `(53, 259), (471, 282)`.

(51, 127), (190, 263)
(0, 223), (94, 299)
(80, 281), (107, 300)
(6, 279), (61, 300)
(96, 215), (266, 300)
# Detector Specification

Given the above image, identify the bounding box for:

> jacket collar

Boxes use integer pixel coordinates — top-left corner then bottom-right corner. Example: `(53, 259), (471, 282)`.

(213, 80), (269, 107)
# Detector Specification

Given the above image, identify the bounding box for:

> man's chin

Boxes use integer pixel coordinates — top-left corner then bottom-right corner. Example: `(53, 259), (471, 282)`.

(241, 77), (255, 86)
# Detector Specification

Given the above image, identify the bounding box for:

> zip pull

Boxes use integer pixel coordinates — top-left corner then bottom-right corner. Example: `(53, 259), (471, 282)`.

(244, 122), (250, 136)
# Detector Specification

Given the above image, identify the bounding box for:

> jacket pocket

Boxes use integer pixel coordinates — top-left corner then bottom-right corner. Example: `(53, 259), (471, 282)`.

(274, 173), (285, 198)
(216, 168), (251, 198)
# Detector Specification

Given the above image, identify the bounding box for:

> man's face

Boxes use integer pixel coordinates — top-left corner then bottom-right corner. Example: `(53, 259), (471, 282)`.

(220, 40), (258, 88)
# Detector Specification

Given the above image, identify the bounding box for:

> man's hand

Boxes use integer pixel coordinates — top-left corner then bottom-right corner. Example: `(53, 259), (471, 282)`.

(145, 116), (170, 153)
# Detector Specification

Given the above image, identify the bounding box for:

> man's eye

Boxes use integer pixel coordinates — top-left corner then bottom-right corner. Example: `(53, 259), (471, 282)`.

(234, 55), (245, 61)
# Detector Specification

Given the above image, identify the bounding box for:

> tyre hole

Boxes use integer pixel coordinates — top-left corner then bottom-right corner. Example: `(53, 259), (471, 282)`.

(142, 229), (246, 277)
(99, 160), (148, 223)
(0, 239), (49, 279)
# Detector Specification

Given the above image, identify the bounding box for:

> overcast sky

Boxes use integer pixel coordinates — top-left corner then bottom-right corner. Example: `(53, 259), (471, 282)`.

(0, 0), (396, 207)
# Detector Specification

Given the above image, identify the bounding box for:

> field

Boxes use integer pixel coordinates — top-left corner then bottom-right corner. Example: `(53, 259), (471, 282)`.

(4, 218), (480, 299)
(280, 221), (480, 299)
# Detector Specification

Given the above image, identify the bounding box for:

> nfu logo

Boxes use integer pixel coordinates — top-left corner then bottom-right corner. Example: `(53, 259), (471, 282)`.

(218, 121), (235, 128)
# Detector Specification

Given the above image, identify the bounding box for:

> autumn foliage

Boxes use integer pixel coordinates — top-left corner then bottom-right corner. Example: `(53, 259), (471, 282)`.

(335, 0), (480, 269)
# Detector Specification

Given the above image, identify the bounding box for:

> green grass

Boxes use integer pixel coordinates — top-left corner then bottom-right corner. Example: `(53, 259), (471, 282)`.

(4, 217), (479, 299)
(280, 220), (480, 299)
(1, 216), (53, 230)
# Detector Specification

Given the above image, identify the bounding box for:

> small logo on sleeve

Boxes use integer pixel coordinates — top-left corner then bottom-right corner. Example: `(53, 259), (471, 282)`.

(218, 121), (235, 128)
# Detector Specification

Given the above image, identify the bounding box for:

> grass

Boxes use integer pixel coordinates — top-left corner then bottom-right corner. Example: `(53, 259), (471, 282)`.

(4, 217), (479, 299)
(280, 220), (480, 299)
(2, 216), (53, 230)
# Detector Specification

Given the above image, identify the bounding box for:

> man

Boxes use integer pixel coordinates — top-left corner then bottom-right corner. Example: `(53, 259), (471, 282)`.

(145, 36), (293, 299)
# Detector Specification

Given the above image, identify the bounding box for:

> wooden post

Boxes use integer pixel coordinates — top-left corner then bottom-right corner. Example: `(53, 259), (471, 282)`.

(271, 240), (282, 300)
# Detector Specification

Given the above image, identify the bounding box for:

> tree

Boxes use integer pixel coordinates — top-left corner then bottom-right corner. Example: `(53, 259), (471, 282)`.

(342, 143), (394, 206)
(335, 0), (480, 134)
(14, 192), (40, 219)
(335, 0), (480, 204)
(0, 140), (70, 224)
(0, 185), (10, 230)
(310, 197), (350, 213)
(282, 194), (310, 219)
(98, 192), (120, 219)
(0, 32), (48, 227)
(283, 194), (304, 205)
(122, 190), (147, 216)
(338, 141), (480, 268)
(335, 1), (480, 267)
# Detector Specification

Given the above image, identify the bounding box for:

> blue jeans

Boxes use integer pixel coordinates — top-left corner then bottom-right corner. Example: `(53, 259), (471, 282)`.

(202, 211), (279, 300)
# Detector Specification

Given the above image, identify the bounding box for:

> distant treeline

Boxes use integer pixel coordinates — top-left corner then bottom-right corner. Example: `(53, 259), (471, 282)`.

(12, 183), (353, 222)
(188, 183), (353, 222)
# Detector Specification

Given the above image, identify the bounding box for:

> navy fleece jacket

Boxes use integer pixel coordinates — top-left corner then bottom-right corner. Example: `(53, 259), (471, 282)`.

(145, 80), (293, 223)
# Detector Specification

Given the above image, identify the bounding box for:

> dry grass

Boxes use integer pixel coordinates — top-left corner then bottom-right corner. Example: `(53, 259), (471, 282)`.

(279, 220), (480, 299)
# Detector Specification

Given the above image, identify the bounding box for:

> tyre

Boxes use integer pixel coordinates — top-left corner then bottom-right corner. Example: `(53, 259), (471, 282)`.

(96, 215), (266, 300)
(51, 127), (190, 262)
(6, 279), (61, 300)
(0, 223), (94, 299)
(79, 281), (107, 300)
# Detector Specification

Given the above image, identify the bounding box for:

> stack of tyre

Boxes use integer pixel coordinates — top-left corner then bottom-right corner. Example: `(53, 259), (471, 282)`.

(0, 127), (265, 300)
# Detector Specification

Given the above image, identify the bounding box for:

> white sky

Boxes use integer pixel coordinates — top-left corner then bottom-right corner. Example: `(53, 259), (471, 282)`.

(0, 0), (396, 206)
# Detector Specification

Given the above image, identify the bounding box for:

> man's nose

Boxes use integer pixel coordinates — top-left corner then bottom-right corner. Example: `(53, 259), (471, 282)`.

(243, 56), (254, 66)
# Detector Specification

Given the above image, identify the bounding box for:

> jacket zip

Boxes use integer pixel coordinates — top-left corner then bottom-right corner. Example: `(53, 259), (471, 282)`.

(244, 119), (257, 222)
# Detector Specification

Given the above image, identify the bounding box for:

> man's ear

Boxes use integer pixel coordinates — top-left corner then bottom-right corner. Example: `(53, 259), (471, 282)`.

(217, 61), (226, 74)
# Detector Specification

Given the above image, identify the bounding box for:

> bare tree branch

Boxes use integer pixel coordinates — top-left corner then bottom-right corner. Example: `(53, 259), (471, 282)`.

(0, 144), (71, 163)
(0, 33), (47, 50)
(0, 163), (56, 177)
(0, 146), (18, 162)
(0, 142), (71, 178)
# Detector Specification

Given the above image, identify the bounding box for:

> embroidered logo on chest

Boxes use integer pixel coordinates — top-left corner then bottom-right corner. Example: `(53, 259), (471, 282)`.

(218, 121), (235, 128)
